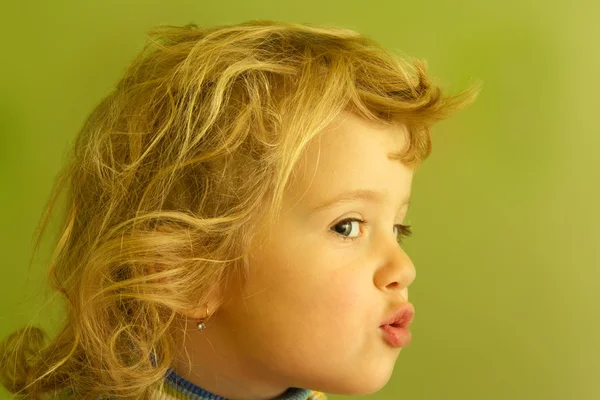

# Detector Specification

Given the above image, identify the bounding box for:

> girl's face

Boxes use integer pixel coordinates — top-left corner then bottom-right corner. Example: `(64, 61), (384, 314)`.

(174, 110), (416, 398)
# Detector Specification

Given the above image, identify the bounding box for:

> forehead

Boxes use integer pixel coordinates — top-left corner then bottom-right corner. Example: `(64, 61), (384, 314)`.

(287, 111), (413, 208)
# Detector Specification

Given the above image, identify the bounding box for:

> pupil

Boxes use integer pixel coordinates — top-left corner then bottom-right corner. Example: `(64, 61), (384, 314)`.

(334, 221), (351, 235)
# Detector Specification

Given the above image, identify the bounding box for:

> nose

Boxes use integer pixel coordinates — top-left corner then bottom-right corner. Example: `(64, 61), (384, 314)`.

(373, 240), (416, 298)
(400, 287), (409, 301)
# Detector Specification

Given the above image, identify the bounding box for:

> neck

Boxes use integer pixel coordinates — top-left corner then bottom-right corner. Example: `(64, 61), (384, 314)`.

(164, 366), (312, 400)
(169, 323), (293, 400)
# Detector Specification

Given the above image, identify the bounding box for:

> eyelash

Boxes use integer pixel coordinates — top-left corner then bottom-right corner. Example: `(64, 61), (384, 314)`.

(331, 217), (413, 245)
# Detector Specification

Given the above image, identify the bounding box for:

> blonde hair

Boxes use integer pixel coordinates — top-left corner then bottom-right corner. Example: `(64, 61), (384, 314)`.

(0, 20), (480, 399)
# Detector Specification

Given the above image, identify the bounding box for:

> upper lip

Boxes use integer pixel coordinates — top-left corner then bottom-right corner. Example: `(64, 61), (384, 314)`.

(380, 302), (415, 328)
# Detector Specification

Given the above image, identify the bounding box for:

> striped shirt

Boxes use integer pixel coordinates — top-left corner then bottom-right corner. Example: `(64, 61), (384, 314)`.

(149, 368), (328, 400)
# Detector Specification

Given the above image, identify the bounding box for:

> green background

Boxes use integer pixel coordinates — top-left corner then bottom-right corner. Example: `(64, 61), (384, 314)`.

(1, 0), (598, 399)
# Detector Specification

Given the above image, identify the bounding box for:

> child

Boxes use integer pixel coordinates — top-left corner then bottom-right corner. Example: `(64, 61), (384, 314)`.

(0, 20), (480, 399)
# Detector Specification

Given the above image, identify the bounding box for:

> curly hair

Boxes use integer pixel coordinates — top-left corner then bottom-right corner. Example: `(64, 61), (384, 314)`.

(0, 20), (481, 399)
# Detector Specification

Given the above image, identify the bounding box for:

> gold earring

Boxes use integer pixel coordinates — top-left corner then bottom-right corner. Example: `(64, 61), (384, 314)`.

(197, 304), (209, 331)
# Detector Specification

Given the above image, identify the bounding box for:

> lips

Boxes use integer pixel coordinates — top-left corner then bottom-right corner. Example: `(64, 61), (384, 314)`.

(379, 303), (415, 348)
(380, 303), (415, 328)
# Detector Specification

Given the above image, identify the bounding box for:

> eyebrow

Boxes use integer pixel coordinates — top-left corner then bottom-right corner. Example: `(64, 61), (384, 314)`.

(312, 189), (411, 213)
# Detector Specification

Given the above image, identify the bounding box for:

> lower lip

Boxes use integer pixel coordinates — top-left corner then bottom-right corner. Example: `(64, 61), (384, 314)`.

(380, 325), (412, 348)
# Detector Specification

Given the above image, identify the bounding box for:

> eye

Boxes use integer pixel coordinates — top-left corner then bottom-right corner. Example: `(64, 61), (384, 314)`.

(330, 218), (413, 244)
(393, 224), (413, 245)
(330, 218), (363, 241)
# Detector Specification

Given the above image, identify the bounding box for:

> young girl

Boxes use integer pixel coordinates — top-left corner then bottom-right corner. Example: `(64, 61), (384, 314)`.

(0, 20), (480, 399)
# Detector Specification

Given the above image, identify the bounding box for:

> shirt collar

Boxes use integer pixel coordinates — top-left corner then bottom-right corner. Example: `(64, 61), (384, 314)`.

(164, 367), (315, 400)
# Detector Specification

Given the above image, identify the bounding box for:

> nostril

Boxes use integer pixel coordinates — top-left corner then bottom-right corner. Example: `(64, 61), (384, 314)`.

(386, 282), (400, 290)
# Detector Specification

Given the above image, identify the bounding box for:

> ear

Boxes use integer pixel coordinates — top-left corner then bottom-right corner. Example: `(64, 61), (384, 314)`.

(180, 254), (251, 321)
(180, 294), (222, 321)
(183, 302), (214, 320)
(145, 263), (220, 320)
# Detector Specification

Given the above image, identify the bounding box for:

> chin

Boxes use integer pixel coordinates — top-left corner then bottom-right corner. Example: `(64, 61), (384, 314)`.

(316, 358), (396, 396)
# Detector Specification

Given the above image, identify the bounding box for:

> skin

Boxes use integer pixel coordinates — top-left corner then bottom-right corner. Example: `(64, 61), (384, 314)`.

(172, 110), (417, 399)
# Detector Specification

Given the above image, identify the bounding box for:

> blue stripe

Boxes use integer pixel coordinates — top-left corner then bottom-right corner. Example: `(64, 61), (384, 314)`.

(164, 367), (314, 400)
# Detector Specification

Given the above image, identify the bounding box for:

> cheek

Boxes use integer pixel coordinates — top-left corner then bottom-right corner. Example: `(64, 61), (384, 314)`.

(245, 233), (373, 328)
(324, 269), (368, 310)
(295, 259), (373, 334)
(294, 250), (369, 308)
